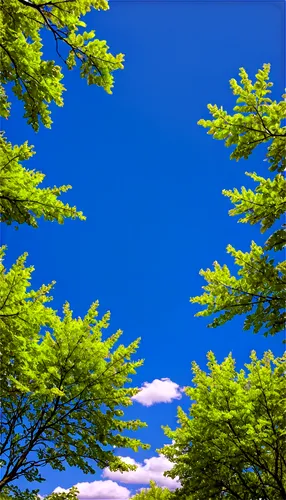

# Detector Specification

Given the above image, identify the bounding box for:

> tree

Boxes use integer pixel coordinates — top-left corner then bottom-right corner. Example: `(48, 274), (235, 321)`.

(131, 481), (173, 500)
(190, 64), (286, 339)
(158, 64), (286, 500)
(160, 351), (286, 499)
(1, 0), (124, 227)
(0, 0), (149, 496)
(0, 245), (148, 491)
(1, 0), (124, 131)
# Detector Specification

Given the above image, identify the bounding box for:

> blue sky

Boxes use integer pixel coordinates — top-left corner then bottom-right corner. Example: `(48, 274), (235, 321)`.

(3, 0), (285, 497)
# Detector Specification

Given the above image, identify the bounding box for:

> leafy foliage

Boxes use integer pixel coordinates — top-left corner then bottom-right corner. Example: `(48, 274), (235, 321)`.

(43, 488), (79, 500)
(0, 0), (124, 226)
(0, 485), (79, 500)
(223, 172), (286, 236)
(191, 242), (285, 336)
(0, 134), (85, 227)
(160, 351), (286, 499)
(0, 0), (148, 496)
(0, 247), (149, 491)
(198, 64), (286, 172)
(0, 486), (42, 500)
(1, 0), (124, 130)
(191, 64), (286, 339)
(0, 85), (11, 119)
(131, 481), (173, 500)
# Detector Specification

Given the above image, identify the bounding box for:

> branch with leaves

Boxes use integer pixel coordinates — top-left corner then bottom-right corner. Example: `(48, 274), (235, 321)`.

(191, 242), (286, 337)
(0, 135), (85, 227)
(0, 0), (124, 130)
(198, 64), (286, 172)
(192, 64), (286, 340)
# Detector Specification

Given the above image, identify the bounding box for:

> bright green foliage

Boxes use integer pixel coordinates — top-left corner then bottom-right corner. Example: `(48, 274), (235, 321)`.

(0, 486), (43, 500)
(223, 169), (286, 261)
(42, 488), (79, 500)
(223, 172), (286, 251)
(192, 64), (286, 339)
(0, 85), (11, 119)
(0, 134), (85, 227)
(0, 0), (124, 130)
(131, 481), (173, 500)
(191, 242), (286, 336)
(198, 64), (286, 172)
(0, 485), (79, 499)
(160, 351), (286, 499)
(0, 0), (144, 496)
(0, 247), (55, 389)
(43, 488), (79, 500)
(0, 0), (148, 495)
(0, 0), (123, 225)
(0, 247), (148, 491)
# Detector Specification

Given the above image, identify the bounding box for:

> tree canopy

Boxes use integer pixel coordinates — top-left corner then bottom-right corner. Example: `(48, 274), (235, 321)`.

(1, 0), (124, 130)
(0, 245), (148, 491)
(190, 64), (286, 339)
(157, 64), (286, 500)
(0, 1), (149, 497)
(0, 0), (124, 230)
(160, 350), (286, 499)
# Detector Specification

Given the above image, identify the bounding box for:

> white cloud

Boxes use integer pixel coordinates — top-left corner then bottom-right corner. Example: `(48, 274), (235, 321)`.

(132, 378), (183, 407)
(53, 479), (131, 499)
(103, 455), (180, 490)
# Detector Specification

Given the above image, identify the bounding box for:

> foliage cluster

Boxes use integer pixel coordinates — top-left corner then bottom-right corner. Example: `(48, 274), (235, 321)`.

(0, 1), (146, 498)
(158, 64), (286, 500)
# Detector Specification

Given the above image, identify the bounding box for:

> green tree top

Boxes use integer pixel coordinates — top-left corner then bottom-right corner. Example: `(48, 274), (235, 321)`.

(191, 64), (286, 339)
(131, 481), (173, 500)
(0, 247), (149, 491)
(160, 351), (286, 499)
(1, 0), (124, 130)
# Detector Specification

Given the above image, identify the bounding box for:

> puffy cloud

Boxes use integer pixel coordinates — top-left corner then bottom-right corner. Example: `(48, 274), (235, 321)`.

(132, 378), (183, 407)
(53, 479), (130, 499)
(103, 455), (180, 490)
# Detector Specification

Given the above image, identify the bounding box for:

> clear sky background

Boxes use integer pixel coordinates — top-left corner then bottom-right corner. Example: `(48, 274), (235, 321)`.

(3, 0), (285, 497)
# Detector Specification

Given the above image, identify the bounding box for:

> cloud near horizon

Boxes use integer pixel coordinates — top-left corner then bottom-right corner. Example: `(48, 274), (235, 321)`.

(53, 479), (131, 499)
(103, 454), (180, 490)
(51, 453), (180, 498)
(132, 378), (183, 407)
